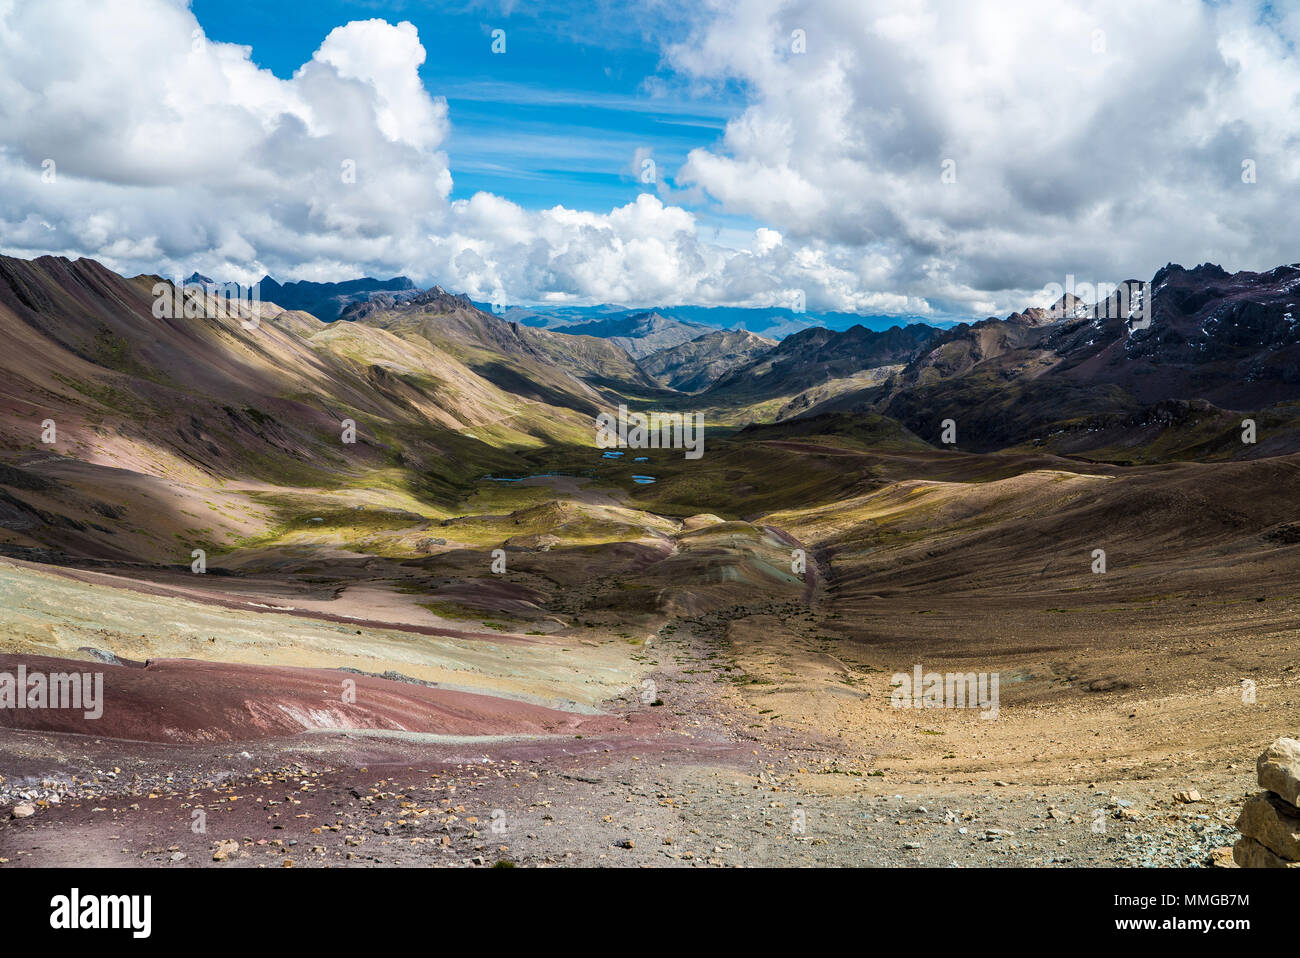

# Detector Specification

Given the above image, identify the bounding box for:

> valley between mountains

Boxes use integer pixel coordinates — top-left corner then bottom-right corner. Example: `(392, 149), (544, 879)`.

(2, 254), (1299, 867)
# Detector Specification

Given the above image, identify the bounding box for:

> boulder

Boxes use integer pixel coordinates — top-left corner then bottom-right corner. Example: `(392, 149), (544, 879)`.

(1233, 835), (1300, 869)
(1257, 737), (1300, 807)
(1235, 790), (1300, 860)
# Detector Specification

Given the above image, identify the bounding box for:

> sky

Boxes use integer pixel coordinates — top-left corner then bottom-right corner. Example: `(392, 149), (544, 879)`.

(191, 1), (746, 217)
(0, 0), (1298, 318)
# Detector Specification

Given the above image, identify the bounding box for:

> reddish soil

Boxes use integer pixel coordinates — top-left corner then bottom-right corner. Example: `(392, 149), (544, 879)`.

(0, 654), (640, 744)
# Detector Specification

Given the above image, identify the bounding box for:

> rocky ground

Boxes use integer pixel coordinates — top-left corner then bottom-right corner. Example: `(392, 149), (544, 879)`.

(0, 618), (1252, 868)
(2, 461), (1295, 869)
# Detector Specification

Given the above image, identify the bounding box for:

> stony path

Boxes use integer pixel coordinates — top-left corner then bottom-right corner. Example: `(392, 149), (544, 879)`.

(0, 611), (1250, 868)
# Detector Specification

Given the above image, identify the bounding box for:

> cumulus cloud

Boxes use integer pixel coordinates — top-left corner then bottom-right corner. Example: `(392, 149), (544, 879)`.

(0, 0), (883, 311)
(0, 1), (454, 286)
(669, 0), (1300, 314)
(426, 192), (920, 312)
(1, 0), (1296, 316)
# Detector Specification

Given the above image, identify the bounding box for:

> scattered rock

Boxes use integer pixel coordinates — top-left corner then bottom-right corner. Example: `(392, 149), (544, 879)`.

(10, 803), (34, 819)
(1209, 846), (1236, 868)
(212, 839), (240, 861)
(1173, 789), (1201, 804)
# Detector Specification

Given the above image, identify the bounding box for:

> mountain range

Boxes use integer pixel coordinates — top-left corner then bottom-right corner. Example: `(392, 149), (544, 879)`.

(495, 301), (950, 339)
(173, 260), (1300, 467)
(256, 275), (418, 321)
(554, 311), (715, 359)
(0, 250), (1297, 559)
(5, 249), (1300, 873)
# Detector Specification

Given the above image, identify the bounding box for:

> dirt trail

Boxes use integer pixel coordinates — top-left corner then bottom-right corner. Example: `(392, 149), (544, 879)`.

(0, 494), (1270, 868)
(0, 615), (1247, 869)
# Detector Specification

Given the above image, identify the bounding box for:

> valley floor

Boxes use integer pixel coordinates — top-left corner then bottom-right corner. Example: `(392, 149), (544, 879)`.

(2, 449), (1296, 868)
(0, 626), (1253, 868)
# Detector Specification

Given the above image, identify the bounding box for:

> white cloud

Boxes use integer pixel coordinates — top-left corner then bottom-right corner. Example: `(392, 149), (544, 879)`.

(668, 0), (1300, 314)
(753, 227), (782, 254)
(0, 0), (942, 313)
(314, 19), (446, 150)
(0, 0), (454, 286)
(1, 0), (1296, 317)
(424, 191), (927, 312)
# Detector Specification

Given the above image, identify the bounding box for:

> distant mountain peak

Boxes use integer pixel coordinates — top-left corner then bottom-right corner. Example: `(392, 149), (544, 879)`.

(638, 327), (779, 393)
(553, 311), (714, 359)
(250, 274), (418, 320)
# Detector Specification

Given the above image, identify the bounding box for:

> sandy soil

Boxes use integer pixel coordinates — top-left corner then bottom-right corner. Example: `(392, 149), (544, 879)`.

(0, 621), (1249, 869)
(3, 448), (1296, 867)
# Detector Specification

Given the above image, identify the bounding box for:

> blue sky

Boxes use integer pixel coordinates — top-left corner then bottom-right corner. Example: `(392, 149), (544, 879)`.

(3, 1), (1295, 316)
(192, 1), (759, 242)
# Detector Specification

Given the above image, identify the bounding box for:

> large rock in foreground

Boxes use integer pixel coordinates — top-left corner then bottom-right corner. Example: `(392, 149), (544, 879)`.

(1257, 738), (1300, 808)
(1233, 836), (1300, 869)
(1235, 791), (1300, 860)
(1235, 737), (1300, 867)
